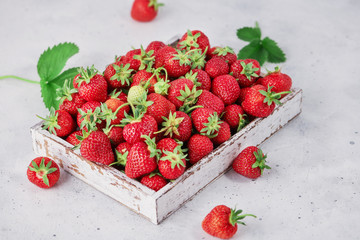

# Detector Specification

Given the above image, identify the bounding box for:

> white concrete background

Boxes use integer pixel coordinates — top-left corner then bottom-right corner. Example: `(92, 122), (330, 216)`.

(0, 0), (359, 239)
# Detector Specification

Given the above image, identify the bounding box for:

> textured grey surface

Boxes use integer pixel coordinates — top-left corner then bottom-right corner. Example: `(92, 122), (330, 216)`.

(0, 0), (359, 239)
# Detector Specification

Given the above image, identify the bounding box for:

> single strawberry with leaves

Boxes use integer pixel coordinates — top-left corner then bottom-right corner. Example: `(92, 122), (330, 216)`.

(157, 111), (192, 142)
(230, 59), (260, 88)
(202, 205), (256, 239)
(76, 66), (108, 102)
(232, 146), (270, 179)
(222, 104), (248, 131)
(104, 62), (133, 89)
(27, 157), (60, 189)
(177, 30), (210, 54)
(258, 66), (292, 98)
(131, 0), (164, 22)
(208, 46), (237, 66)
(191, 108), (223, 138)
(56, 79), (86, 117)
(80, 131), (115, 165)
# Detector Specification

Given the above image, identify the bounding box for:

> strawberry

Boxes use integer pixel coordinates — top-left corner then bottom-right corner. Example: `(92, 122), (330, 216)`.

(177, 30), (210, 54)
(125, 47), (155, 71)
(146, 41), (166, 55)
(131, 69), (156, 93)
(104, 62), (133, 89)
(208, 46), (237, 66)
(27, 157), (60, 189)
(65, 130), (83, 146)
(211, 121), (231, 145)
(146, 93), (173, 124)
(125, 136), (160, 179)
(241, 84), (290, 118)
(212, 75), (240, 105)
(157, 111), (192, 142)
(77, 101), (105, 131)
(202, 205), (256, 239)
(222, 104), (248, 131)
(167, 78), (195, 108)
(103, 126), (124, 147)
(157, 139), (187, 180)
(110, 142), (132, 167)
(162, 48), (192, 78)
(122, 112), (158, 145)
(205, 56), (229, 79)
(232, 146), (270, 179)
(131, 0), (164, 22)
(73, 73), (81, 89)
(56, 79), (86, 116)
(80, 131), (115, 165)
(196, 90), (225, 115)
(258, 67), (292, 98)
(154, 46), (173, 69)
(236, 86), (252, 105)
(183, 69), (211, 91)
(191, 108), (223, 138)
(76, 66), (108, 102)
(103, 95), (130, 125)
(188, 134), (213, 165)
(230, 59), (260, 88)
(140, 173), (168, 191)
(38, 107), (76, 138)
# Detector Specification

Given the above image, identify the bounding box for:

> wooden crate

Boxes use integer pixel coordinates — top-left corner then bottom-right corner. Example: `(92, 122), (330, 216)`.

(30, 88), (302, 224)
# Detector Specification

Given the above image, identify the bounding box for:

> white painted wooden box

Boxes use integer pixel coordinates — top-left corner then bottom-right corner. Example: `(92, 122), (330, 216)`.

(30, 88), (302, 224)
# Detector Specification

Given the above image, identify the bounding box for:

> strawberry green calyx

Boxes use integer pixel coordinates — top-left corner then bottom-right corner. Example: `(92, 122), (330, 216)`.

(229, 208), (257, 226)
(252, 149), (271, 175)
(240, 61), (259, 81)
(160, 146), (187, 169)
(78, 106), (102, 131)
(149, 172), (164, 178)
(213, 46), (235, 56)
(111, 63), (133, 86)
(148, 0), (164, 11)
(259, 86), (291, 106)
(182, 71), (201, 87)
(56, 79), (78, 105)
(190, 47), (207, 70)
(133, 46), (155, 70)
(156, 111), (184, 137)
(99, 103), (120, 129)
(178, 29), (201, 50)
(76, 66), (98, 85)
(110, 150), (128, 167)
(177, 85), (202, 112)
(237, 114), (248, 132)
(120, 107), (145, 127)
(72, 129), (91, 150)
(201, 112), (223, 138)
(28, 158), (58, 186)
(154, 78), (170, 96)
(108, 89), (123, 99)
(37, 107), (60, 135)
(172, 49), (192, 66)
(142, 135), (161, 159)
(265, 66), (281, 75)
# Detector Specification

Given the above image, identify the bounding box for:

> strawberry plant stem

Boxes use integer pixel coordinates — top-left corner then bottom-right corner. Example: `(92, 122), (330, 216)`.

(0, 75), (39, 84)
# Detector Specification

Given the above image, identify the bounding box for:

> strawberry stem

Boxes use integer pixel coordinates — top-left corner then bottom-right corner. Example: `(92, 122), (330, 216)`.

(0, 75), (39, 84)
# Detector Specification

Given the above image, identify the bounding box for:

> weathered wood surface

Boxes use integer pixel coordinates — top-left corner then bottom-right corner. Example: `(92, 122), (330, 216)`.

(31, 88), (302, 224)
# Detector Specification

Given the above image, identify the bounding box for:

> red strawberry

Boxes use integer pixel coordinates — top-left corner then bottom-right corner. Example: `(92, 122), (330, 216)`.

(146, 93), (173, 124)
(65, 130), (83, 146)
(73, 73), (81, 89)
(241, 84), (289, 118)
(38, 107), (76, 138)
(76, 67), (108, 102)
(140, 173), (168, 191)
(125, 47), (155, 71)
(183, 69), (211, 91)
(177, 30), (210, 54)
(222, 104), (248, 131)
(104, 62), (133, 89)
(232, 146), (270, 179)
(104, 97), (130, 125)
(111, 142), (132, 167)
(103, 126), (124, 147)
(122, 113), (158, 145)
(236, 86), (252, 105)
(162, 48), (192, 78)
(157, 138), (178, 153)
(188, 134), (213, 165)
(258, 67), (292, 98)
(208, 46), (237, 66)
(196, 90), (225, 115)
(27, 157), (60, 189)
(202, 205), (256, 239)
(205, 57), (229, 79)
(77, 101), (105, 131)
(154, 46), (173, 68)
(211, 121), (231, 145)
(158, 111), (192, 142)
(230, 59), (260, 88)
(167, 78), (195, 108)
(125, 136), (160, 179)
(212, 75), (240, 105)
(80, 131), (115, 165)
(57, 79), (86, 117)
(191, 108), (223, 138)
(131, 0), (164, 22)
(146, 41), (166, 55)
(131, 69), (156, 93)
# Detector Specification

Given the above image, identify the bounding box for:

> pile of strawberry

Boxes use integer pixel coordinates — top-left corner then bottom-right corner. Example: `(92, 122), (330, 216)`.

(38, 29), (292, 192)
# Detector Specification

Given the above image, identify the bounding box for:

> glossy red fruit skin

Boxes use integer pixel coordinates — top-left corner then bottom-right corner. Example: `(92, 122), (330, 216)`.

(115, 141), (132, 154)
(131, 0), (159, 22)
(162, 48), (191, 78)
(27, 157), (60, 189)
(107, 126), (124, 147)
(191, 69), (211, 91)
(104, 98), (130, 125)
(157, 138), (178, 153)
(196, 90), (225, 115)
(158, 156), (186, 180)
(207, 47), (237, 66)
(242, 85), (275, 118)
(211, 122), (231, 145)
(78, 74), (108, 102)
(65, 130), (83, 146)
(236, 86), (252, 105)
(222, 104), (245, 129)
(172, 111), (192, 142)
(104, 61), (131, 89)
(80, 131), (115, 165)
(59, 93), (86, 117)
(147, 93), (172, 125)
(212, 75), (240, 105)
(146, 41), (166, 55)
(205, 57), (230, 79)
(124, 49), (142, 71)
(123, 114), (158, 144)
(177, 30), (210, 54)
(191, 108), (216, 133)
(154, 46), (174, 68)
(188, 134), (213, 165)
(52, 110), (76, 138)
(231, 59), (261, 88)
(232, 146), (262, 179)
(131, 70), (156, 93)
(140, 174), (168, 191)
(125, 142), (158, 179)
(167, 78), (195, 108)
(258, 71), (292, 98)
(202, 205), (238, 239)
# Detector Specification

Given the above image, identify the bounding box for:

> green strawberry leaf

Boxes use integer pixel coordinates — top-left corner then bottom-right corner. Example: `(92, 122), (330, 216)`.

(262, 37), (286, 63)
(236, 22), (261, 42)
(237, 40), (268, 66)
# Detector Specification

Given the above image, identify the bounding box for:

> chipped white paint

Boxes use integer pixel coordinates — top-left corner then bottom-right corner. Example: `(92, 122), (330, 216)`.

(31, 88), (302, 224)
